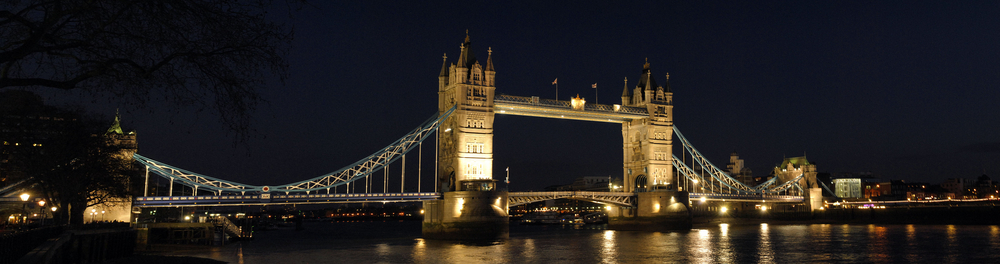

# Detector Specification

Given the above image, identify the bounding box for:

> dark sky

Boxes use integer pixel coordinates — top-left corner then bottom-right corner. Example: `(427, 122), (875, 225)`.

(37, 1), (1000, 191)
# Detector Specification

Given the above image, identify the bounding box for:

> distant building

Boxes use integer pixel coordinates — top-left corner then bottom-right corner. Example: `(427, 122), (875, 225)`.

(1, 91), (81, 187)
(770, 156), (819, 196)
(834, 178), (862, 199)
(726, 151), (754, 186)
(969, 174), (998, 198)
(940, 178), (972, 196)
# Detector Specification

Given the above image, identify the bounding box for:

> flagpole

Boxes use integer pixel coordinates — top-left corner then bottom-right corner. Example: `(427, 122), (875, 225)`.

(552, 78), (559, 100)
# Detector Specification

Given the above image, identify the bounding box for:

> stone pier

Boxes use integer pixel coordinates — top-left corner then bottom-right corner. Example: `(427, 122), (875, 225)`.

(608, 190), (692, 231)
(423, 190), (508, 240)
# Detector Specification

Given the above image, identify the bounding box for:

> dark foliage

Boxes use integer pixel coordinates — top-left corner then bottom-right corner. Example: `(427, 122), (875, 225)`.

(0, 0), (294, 140)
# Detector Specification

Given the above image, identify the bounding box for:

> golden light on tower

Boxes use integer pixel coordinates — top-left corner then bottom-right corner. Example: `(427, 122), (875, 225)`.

(570, 94), (586, 110)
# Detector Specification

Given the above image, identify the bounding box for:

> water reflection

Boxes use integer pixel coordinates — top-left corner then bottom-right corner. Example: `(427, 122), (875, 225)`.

(866, 225), (889, 262)
(758, 223), (773, 263)
(521, 238), (535, 259)
(717, 224), (732, 263)
(412, 238), (426, 262)
(689, 229), (713, 263)
(600, 231), (616, 263)
(165, 222), (1000, 263)
(904, 225), (917, 263)
(991, 226), (999, 247)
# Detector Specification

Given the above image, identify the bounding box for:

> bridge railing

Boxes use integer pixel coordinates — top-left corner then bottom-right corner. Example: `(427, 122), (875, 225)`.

(494, 94), (647, 115)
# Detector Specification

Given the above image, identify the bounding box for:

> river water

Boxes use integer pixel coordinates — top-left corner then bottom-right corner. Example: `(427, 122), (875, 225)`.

(157, 221), (1000, 263)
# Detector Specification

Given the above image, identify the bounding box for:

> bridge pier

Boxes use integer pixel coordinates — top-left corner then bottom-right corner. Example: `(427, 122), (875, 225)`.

(422, 190), (508, 240)
(608, 190), (692, 231)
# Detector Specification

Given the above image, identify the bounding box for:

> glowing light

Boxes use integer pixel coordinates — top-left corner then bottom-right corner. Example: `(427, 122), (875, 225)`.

(760, 205), (767, 211)
(19, 193), (29, 202)
(700, 197), (707, 203)
(720, 207), (728, 213)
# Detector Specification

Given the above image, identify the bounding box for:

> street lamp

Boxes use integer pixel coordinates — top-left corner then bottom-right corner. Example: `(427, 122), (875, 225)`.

(37, 200), (45, 225)
(91, 209), (96, 223)
(19, 193), (29, 226)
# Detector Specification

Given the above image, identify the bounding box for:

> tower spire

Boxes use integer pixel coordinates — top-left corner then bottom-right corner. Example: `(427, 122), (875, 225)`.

(621, 77), (630, 97)
(664, 72), (671, 92)
(485, 47), (494, 71)
(439, 53), (448, 77)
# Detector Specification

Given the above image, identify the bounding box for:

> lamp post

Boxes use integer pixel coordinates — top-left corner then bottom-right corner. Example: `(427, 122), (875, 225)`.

(19, 193), (29, 227)
(37, 200), (45, 225)
(51, 207), (57, 225)
(91, 209), (96, 223)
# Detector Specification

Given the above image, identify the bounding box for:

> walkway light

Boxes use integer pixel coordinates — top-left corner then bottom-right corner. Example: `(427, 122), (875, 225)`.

(720, 207), (728, 213)
(20, 193), (29, 202)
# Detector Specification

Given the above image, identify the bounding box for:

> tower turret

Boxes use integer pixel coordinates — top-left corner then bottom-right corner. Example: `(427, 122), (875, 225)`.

(621, 77), (630, 105)
(438, 53), (448, 91)
(485, 47), (495, 86)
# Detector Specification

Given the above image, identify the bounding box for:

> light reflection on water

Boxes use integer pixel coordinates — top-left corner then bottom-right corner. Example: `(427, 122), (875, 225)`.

(160, 221), (1000, 263)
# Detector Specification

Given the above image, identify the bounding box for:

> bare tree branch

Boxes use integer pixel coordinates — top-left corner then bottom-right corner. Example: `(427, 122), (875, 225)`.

(0, 0), (295, 141)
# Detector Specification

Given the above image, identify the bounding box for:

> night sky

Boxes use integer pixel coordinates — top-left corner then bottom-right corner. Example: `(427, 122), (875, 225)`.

(34, 1), (1000, 191)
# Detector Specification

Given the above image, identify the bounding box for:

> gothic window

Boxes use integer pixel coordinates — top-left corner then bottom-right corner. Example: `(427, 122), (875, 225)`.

(654, 150), (667, 161)
(466, 140), (484, 153)
(466, 163), (484, 176)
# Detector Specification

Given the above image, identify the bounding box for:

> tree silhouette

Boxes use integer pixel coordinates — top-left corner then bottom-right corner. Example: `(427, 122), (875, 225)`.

(1, 0), (294, 139)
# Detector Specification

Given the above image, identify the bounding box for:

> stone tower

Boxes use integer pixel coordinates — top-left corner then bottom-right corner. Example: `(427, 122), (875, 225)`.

(620, 60), (674, 192)
(425, 33), (507, 240)
(436, 32), (497, 192)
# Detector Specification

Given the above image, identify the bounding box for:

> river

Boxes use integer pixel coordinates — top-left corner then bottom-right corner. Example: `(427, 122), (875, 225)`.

(153, 220), (1000, 263)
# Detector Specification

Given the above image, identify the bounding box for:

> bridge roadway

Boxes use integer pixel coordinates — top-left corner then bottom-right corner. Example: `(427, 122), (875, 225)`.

(133, 191), (804, 207)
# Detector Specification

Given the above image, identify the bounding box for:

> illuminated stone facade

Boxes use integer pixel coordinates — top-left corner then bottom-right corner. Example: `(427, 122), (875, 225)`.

(620, 61), (674, 192)
(437, 33), (497, 192)
(772, 156), (819, 195)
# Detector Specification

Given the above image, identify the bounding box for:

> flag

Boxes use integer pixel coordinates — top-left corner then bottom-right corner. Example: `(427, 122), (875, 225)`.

(552, 78), (558, 85)
(505, 167), (510, 184)
(592, 83), (597, 88)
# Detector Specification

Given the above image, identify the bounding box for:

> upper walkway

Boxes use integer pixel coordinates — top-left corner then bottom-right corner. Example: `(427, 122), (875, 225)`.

(494, 94), (649, 123)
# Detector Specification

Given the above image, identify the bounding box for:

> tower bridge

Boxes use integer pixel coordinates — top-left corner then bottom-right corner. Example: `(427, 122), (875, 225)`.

(132, 33), (823, 239)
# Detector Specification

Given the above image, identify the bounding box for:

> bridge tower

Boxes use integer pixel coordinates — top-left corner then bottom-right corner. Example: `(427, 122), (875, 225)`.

(620, 60), (674, 192)
(424, 33), (508, 240)
(608, 61), (691, 231)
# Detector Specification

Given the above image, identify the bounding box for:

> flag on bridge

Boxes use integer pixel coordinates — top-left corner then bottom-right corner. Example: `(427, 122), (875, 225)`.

(552, 78), (558, 85)
(592, 83), (597, 88)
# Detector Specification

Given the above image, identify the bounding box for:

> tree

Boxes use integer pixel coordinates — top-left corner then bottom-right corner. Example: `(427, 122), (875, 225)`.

(2, 98), (139, 225)
(32, 127), (137, 225)
(0, 0), (294, 139)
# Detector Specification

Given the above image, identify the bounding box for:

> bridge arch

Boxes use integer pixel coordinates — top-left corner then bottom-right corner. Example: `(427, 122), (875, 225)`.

(634, 174), (648, 190)
(508, 191), (635, 207)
